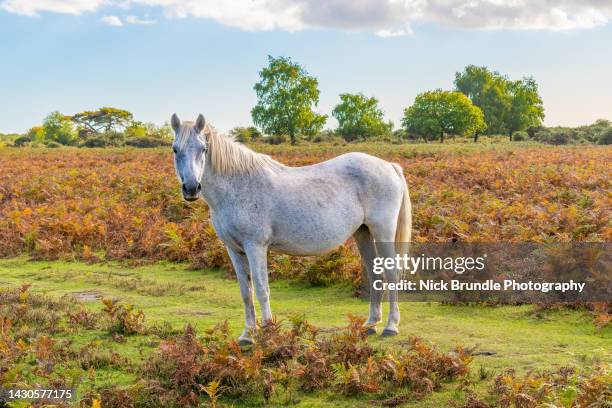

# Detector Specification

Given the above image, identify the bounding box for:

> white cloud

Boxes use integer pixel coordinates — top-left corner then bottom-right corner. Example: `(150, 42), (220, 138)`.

(125, 15), (155, 24)
(100, 14), (122, 25)
(3, 0), (612, 35)
(134, 0), (305, 31)
(1, 0), (105, 16)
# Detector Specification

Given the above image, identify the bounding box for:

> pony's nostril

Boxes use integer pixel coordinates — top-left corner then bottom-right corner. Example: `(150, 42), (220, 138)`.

(182, 182), (200, 197)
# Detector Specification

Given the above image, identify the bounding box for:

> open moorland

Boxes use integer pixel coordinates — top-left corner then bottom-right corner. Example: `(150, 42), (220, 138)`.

(0, 141), (610, 407)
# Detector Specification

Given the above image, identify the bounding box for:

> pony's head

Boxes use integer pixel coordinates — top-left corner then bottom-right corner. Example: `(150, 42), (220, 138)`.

(171, 113), (208, 201)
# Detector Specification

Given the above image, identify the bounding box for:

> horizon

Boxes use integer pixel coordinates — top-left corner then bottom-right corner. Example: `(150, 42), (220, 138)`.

(1, 0), (612, 134)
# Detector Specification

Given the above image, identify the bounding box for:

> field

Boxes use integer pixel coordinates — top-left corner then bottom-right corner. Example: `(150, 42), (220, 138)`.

(0, 141), (611, 407)
(1, 143), (610, 265)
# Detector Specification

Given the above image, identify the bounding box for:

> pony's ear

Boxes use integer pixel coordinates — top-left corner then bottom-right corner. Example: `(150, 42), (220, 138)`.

(171, 114), (181, 133)
(194, 114), (206, 134)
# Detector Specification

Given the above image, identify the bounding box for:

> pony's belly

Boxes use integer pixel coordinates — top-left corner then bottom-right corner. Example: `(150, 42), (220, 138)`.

(269, 240), (346, 256)
(269, 220), (360, 256)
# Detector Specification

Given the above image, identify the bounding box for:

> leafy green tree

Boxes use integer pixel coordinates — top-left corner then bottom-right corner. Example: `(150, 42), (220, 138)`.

(150, 122), (174, 141)
(43, 111), (77, 145)
(252, 56), (327, 144)
(71, 107), (133, 135)
(506, 77), (545, 140)
(332, 93), (392, 141)
(124, 121), (148, 139)
(454, 65), (511, 135)
(230, 126), (263, 143)
(26, 126), (46, 144)
(128, 122), (173, 141)
(401, 90), (486, 143)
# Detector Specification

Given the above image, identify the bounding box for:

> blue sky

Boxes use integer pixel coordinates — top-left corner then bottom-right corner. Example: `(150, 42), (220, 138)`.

(1, 1), (612, 134)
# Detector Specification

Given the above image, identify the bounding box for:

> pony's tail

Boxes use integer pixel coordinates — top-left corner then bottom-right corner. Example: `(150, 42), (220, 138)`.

(392, 163), (412, 276)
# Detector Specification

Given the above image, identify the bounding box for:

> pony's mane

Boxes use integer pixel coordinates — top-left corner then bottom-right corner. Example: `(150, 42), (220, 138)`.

(176, 122), (282, 175)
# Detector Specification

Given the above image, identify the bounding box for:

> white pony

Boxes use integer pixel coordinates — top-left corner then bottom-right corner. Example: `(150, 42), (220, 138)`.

(171, 114), (411, 344)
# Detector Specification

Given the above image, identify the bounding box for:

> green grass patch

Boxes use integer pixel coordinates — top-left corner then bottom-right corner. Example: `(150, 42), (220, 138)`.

(0, 258), (609, 407)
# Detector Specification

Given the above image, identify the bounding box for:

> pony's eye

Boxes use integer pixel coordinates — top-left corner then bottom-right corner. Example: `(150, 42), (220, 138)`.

(172, 147), (177, 154)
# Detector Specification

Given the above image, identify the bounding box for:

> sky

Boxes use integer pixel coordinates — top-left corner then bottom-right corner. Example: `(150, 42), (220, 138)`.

(1, 0), (612, 134)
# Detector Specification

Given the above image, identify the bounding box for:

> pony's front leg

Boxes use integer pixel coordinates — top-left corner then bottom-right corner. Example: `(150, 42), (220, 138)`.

(227, 247), (257, 345)
(245, 243), (273, 323)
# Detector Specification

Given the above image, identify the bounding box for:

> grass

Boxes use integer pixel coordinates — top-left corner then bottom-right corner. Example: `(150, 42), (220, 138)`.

(1, 257), (609, 407)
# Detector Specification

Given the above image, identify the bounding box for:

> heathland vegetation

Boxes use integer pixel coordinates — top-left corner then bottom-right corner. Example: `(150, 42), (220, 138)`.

(1, 143), (609, 277)
(1, 144), (610, 407)
(1, 57), (611, 147)
(0, 142), (610, 407)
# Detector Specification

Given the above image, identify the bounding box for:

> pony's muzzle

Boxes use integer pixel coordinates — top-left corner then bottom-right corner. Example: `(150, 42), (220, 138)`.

(182, 182), (201, 201)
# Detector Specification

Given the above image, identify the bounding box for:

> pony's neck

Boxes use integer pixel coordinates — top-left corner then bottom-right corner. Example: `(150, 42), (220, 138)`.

(204, 126), (283, 176)
(199, 127), (284, 209)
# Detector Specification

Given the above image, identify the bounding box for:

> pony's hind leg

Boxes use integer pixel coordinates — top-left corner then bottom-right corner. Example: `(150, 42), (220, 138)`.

(353, 225), (382, 335)
(227, 247), (257, 345)
(368, 225), (401, 337)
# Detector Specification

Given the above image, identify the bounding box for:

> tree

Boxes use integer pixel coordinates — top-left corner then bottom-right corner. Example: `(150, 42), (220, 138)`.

(71, 107), (133, 136)
(401, 90), (486, 143)
(127, 121), (173, 141)
(150, 122), (173, 141)
(332, 93), (392, 141)
(454, 65), (511, 135)
(506, 77), (545, 140)
(252, 56), (327, 144)
(124, 121), (148, 139)
(597, 128), (612, 145)
(43, 111), (77, 145)
(229, 126), (262, 143)
(26, 126), (46, 144)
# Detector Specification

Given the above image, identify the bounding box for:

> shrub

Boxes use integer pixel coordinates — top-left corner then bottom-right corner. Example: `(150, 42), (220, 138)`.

(79, 131), (125, 148)
(526, 125), (546, 139)
(126, 137), (172, 148)
(511, 131), (528, 141)
(311, 129), (339, 143)
(597, 128), (612, 145)
(229, 126), (262, 143)
(533, 129), (551, 142)
(102, 298), (146, 335)
(79, 347), (127, 370)
(102, 131), (125, 147)
(548, 129), (575, 145)
(486, 367), (611, 407)
(67, 307), (100, 329)
(305, 246), (361, 287)
(265, 134), (288, 144)
(139, 316), (471, 406)
(45, 141), (63, 148)
(13, 135), (32, 147)
(80, 136), (109, 148)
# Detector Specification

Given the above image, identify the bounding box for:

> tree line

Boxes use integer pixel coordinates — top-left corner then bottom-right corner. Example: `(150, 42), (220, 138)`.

(247, 56), (610, 145)
(251, 56), (547, 144)
(2, 56), (611, 147)
(7, 108), (173, 148)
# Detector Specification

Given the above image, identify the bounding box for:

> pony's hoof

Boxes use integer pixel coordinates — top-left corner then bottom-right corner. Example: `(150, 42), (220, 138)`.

(364, 327), (377, 336)
(238, 337), (254, 346)
(380, 329), (398, 337)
